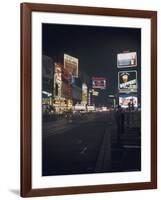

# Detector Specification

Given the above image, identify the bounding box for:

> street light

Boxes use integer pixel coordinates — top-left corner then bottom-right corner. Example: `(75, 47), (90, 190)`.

(108, 95), (116, 108)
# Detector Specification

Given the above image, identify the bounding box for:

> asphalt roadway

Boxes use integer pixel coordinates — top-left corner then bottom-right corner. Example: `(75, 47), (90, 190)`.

(42, 111), (141, 176)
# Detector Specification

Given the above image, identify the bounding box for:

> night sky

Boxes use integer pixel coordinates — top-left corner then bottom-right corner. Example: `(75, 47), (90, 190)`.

(42, 23), (141, 105)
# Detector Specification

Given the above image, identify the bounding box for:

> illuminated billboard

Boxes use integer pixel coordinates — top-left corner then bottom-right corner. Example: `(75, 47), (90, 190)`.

(74, 104), (86, 111)
(64, 54), (78, 77)
(82, 83), (88, 105)
(119, 94), (138, 108)
(53, 97), (67, 112)
(118, 71), (137, 93)
(117, 52), (137, 68)
(54, 63), (62, 97)
(92, 90), (99, 96)
(92, 77), (106, 89)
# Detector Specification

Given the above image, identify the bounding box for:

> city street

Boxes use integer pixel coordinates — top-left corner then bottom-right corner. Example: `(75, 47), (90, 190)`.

(42, 24), (141, 177)
(42, 111), (141, 176)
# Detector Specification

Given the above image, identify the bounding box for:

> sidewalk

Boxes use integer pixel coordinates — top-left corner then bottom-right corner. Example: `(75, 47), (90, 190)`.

(94, 111), (141, 173)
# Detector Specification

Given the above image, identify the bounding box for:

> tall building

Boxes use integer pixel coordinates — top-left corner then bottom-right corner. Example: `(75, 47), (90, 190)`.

(42, 55), (54, 105)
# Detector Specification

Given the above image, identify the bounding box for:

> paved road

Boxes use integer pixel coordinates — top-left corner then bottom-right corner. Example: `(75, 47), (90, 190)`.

(42, 111), (141, 176)
(42, 112), (97, 138)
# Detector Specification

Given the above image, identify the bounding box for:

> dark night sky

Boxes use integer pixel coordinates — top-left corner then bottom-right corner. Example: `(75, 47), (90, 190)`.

(42, 23), (141, 105)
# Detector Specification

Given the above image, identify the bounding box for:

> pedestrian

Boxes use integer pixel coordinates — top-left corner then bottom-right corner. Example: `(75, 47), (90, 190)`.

(128, 101), (131, 112)
(115, 105), (124, 147)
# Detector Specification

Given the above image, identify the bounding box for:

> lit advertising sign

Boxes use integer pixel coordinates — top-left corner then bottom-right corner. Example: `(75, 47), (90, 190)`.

(87, 106), (95, 111)
(92, 77), (106, 89)
(118, 71), (137, 93)
(74, 104), (86, 111)
(92, 90), (99, 96)
(117, 52), (137, 68)
(54, 99), (67, 108)
(82, 83), (88, 105)
(119, 94), (138, 108)
(64, 54), (78, 77)
(54, 63), (62, 97)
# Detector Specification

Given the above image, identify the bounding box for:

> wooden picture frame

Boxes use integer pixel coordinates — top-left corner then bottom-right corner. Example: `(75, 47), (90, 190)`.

(21, 3), (157, 197)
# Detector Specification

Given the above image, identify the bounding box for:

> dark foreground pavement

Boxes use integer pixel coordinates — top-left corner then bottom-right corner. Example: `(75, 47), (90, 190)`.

(42, 111), (141, 176)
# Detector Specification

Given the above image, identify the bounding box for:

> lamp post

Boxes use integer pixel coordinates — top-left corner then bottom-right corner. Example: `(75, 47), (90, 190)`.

(108, 94), (115, 108)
